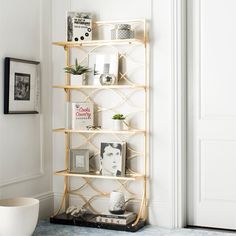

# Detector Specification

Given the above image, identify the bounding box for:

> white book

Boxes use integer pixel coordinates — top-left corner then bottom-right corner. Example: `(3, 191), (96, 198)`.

(71, 102), (94, 130)
(96, 211), (136, 225)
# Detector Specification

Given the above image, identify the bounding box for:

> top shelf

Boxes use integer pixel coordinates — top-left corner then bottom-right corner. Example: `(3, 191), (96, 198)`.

(53, 39), (144, 48)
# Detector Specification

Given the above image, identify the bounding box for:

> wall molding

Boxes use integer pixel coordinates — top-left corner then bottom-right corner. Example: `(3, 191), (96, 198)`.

(35, 191), (54, 201)
(171, 0), (187, 228)
(35, 191), (54, 219)
(0, 115), (45, 188)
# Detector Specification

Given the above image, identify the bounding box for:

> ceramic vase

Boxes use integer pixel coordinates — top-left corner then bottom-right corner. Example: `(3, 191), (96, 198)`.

(111, 24), (134, 40)
(109, 191), (126, 214)
(99, 63), (117, 85)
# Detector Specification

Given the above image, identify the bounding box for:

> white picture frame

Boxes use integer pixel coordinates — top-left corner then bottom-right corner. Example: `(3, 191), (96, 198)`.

(69, 149), (90, 173)
(88, 52), (119, 85)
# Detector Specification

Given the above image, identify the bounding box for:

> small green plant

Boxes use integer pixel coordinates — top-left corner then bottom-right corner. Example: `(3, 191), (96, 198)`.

(112, 113), (126, 120)
(64, 59), (91, 75)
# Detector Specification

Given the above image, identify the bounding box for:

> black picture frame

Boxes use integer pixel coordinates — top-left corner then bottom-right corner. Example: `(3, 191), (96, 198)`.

(4, 57), (40, 114)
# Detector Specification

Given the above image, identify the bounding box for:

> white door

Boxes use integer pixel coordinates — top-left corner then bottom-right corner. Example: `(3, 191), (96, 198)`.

(187, 0), (236, 229)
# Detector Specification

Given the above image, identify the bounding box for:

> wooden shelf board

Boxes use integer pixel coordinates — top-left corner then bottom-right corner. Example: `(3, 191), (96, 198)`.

(53, 128), (145, 134)
(52, 38), (144, 47)
(54, 170), (144, 181)
(52, 85), (146, 89)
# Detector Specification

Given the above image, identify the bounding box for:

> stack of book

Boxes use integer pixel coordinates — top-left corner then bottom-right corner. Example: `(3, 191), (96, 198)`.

(96, 211), (136, 225)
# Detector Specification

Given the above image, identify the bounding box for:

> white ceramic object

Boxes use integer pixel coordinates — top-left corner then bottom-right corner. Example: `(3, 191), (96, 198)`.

(0, 198), (39, 236)
(113, 119), (124, 131)
(109, 191), (126, 214)
(70, 74), (86, 86)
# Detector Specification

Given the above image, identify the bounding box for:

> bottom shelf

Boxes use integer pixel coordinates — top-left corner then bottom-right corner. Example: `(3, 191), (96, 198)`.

(50, 213), (146, 232)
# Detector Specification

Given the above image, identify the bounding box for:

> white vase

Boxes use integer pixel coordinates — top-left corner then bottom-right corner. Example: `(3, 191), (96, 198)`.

(113, 119), (124, 131)
(0, 198), (39, 236)
(109, 191), (126, 214)
(70, 74), (86, 86)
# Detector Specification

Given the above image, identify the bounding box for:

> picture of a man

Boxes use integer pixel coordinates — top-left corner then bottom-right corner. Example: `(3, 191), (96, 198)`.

(100, 142), (125, 176)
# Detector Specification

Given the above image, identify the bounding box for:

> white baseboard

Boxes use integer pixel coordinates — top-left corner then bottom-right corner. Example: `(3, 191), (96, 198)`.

(148, 201), (172, 227)
(34, 191), (54, 220)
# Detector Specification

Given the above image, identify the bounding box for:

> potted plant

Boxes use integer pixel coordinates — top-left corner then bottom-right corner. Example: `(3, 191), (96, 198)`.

(64, 59), (91, 86)
(112, 113), (126, 130)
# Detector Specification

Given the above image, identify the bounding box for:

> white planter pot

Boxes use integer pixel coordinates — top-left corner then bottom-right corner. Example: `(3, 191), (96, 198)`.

(0, 198), (39, 236)
(113, 119), (124, 130)
(109, 191), (126, 214)
(70, 74), (86, 86)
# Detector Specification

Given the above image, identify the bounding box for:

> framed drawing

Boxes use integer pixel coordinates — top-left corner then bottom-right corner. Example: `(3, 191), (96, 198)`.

(4, 57), (40, 114)
(100, 142), (126, 176)
(88, 52), (119, 85)
(69, 149), (90, 173)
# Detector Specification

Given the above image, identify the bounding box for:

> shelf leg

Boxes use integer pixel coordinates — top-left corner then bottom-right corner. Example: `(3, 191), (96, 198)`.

(64, 132), (70, 211)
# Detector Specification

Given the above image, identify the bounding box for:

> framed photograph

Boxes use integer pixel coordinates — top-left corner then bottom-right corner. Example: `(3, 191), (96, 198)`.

(66, 12), (92, 42)
(100, 142), (126, 176)
(88, 52), (119, 85)
(69, 149), (90, 173)
(4, 57), (40, 114)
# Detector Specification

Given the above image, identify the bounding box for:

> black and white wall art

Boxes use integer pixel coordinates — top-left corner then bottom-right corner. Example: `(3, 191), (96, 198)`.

(100, 142), (126, 176)
(4, 57), (40, 114)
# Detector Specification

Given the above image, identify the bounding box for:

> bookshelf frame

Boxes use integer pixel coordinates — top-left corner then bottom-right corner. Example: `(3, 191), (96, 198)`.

(51, 18), (149, 231)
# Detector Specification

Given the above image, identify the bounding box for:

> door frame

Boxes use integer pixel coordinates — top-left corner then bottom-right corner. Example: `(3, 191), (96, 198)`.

(171, 0), (187, 228)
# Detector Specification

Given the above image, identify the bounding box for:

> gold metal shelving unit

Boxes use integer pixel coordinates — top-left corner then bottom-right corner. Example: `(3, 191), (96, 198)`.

(51, 18), (149, 232)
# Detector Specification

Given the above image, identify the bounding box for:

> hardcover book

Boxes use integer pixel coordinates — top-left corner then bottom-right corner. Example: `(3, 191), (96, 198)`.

(67, 12), (92, 42)
(100, 142), (126, 176)
(71, 102), (94, 130)
(96, 211), (136, 225)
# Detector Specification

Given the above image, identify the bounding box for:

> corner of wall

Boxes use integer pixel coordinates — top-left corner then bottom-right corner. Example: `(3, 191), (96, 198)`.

(35, 191), (54, 220)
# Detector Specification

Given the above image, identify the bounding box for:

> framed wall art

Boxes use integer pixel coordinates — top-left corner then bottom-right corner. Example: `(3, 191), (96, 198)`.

(69, 149), (90, 173)
(4, 57), (40, 114)
(100, 142), (126, 176)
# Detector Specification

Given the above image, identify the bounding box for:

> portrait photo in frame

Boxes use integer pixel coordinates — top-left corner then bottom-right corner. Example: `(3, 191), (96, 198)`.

(4, 57), (40, 114)
(100, 142), (126, 176)
(69, 149), (90, 173)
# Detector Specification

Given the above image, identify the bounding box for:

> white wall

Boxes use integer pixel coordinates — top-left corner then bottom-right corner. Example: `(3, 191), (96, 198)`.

(0, 0), (53, 219)
(52, 0), (175, 227)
